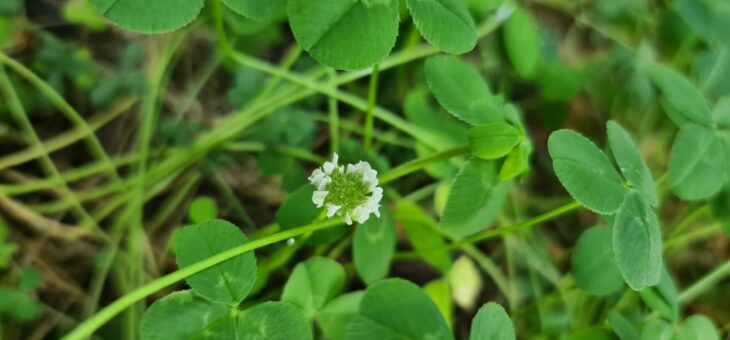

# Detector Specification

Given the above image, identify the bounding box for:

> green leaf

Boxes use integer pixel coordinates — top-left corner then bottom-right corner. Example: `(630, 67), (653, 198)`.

(424, 279), (452, 327)
(0, 287), (42, 321)
(90, 0), (204, 33)
(223, 0), (286, 21)
(141, 291), (234, 340)
(503, 7), (541, 78)
(405, 0), (476, 54)
(176, 220), (257, 304)
(276, 185), (321, 230)
(572, 226), (623, 296)
(678, 315), (720, 340)
(353, 208), (396, 284)
(639, 266), (679, 321)
(448, 256), (482, 311)
(281, 257), (346, 319)
(440, 158), (510, 238)
(468, 123), (521, 160)
(710, 186), (730, 236)
(668, 124), (728, 200)
(606, 311), (640, 340)
(607, 121), (658, 206)
(238, 302), (313, 340)
(188, 196), (218, 224)
(318, 292), (364, 340)
(396, 201), (452, 272)
(613, 193), (662, 290)
(347, 279), (453, 340)
(713, 96), (730, 129)
(499, 143), (530, 180)
(650, 64), (713, 127)
(425, 56), (504, 126)
(287, 0), (399, 70)
(469, 302), (515, 340)
(548, 129), (626, 214)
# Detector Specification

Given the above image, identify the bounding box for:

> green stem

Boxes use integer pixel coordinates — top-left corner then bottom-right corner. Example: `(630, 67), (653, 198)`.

(0, 66), (99, 230)
(378, 145), (470, 184)
(394, 201), (582, 259)
(62, 219), (343, 340)
(678, 260), (730, 303)
(328, 68), (339, 154)
(0, 51), (125, 188)
(363, 64), (380, 151)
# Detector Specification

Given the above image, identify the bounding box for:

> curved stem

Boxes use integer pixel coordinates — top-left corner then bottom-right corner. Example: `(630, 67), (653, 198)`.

(363, 64), (380, 151)
(394, 201), (582, 259)
(378, 144), (470, 184)
(679, 260), (730, 303)
(62, 218), (343, 340)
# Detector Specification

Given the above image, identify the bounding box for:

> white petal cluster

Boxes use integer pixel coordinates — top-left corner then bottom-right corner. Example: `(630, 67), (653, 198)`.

(308, 153), (383, 225)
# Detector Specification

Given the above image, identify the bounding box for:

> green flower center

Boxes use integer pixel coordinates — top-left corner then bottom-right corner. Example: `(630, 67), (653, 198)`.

(325, 169), (370, 210)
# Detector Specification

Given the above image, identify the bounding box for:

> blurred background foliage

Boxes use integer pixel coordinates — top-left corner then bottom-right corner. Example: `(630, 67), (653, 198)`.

(0, 0), (729, 338)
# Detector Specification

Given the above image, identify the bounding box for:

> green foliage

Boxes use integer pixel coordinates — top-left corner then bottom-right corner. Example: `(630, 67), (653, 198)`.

(607, 121), (658, 207)
(353, 208), (396, 284)
(405, 0), (477, 54)
(572, 226), (623, 296)
(650, 64), (713, 127)
(396, 201), (451, 272)
(347, 279), (453, 340)
(188, 196), (219, 224)
(668, 123), (728, 200)
(90, 0), (205, 33)
(141, 290), (233, 339)
(548, 129), (626, 214)
(287, 0), (399, 70)
(281, 257), (346, 319)
(317, 292), (364, 340)
(503, 7), (540, 78)
(468, 123), (521, 160)
(469, 302), (515, 340)
(440, 158), (509, 238)
(223, 0), (286, 21)
(639, 266), (679, 321)
(613, 193), (662, 290)
(238, 302), (312, 340)
(425, 56), (504, 126)
(176, 220), (257, 304)
(275, 185), (320, 230)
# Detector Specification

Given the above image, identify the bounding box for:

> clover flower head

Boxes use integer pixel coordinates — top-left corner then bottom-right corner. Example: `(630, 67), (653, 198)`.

(308, 153), (383, 225)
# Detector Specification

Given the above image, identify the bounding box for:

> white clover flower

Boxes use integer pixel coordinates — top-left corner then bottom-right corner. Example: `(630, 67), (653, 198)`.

(308, 153), (383, 225)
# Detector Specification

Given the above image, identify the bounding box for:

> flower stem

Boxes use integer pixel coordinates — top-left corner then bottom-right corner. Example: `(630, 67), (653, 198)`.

(378, 144), (470, 184)
(62, 219), (343, 340)
(678, 260), (730, 303)
(364, 63), (380, 151)
(394, 201), (582, 259)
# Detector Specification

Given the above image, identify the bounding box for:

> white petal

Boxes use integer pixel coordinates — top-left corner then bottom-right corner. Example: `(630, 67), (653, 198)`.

(322, 161), (335, 174)
(370, 187), (383, 203)
(316, 176), (332, 190)
(326, 203), (341, 217)
(332, 152), (339, 166)
(312, 190), (328, 207)
(344, 212), (353, 225)
(308, 168), (325, 184)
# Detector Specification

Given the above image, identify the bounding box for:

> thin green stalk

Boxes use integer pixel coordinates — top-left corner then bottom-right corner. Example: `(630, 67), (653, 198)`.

(363, 64), (380, 151)
(394, 201), (582, 259)
(678, 260), (730, 303)
(328, 68), (339, 154)
(0, 52), (125, 188)
(0, 97), (135, 171)
(379, 145), (470, 184)
(62, 219), (343, 340)
(0, 152), (139, 196)
(0, 66), (100, 230)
